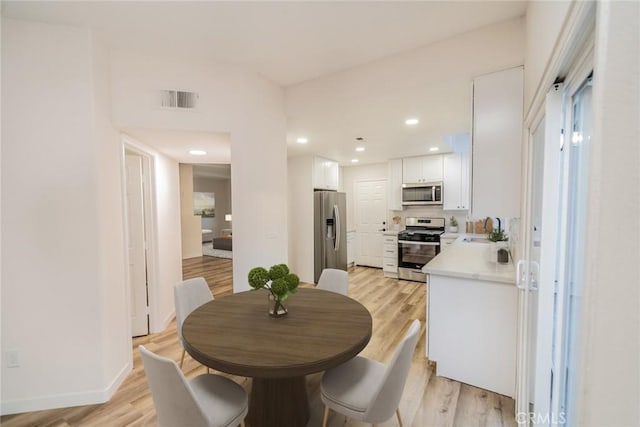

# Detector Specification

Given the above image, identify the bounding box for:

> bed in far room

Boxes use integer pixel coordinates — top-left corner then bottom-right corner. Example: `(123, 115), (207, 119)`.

(201, 228), (213, 243)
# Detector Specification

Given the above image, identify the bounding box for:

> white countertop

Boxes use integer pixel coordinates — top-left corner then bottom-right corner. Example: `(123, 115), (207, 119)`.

(441, 233), (460, 239)
(422, 238), (516, 284)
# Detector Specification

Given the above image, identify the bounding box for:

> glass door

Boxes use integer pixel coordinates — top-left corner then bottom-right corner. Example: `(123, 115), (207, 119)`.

(555, 76), (592, 424)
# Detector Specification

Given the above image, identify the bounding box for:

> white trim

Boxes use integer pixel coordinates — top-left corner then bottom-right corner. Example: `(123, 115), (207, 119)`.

(163, 309), (176, 330)
(534, 83), (564, 420)
(0, 362), (132, 416)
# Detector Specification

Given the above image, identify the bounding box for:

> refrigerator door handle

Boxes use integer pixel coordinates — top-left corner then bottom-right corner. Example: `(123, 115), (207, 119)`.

(334, 204), (340, 252)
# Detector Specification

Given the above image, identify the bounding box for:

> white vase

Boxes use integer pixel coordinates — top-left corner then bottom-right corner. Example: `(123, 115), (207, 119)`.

(449, 226), (458, 233)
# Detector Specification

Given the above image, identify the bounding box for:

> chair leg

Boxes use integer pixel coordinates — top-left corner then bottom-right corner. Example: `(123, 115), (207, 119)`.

(322, 405), (329, 427)
(240, 420), (246, 427)
(180, 349), (186, 368)
(396, 408), (404, 427)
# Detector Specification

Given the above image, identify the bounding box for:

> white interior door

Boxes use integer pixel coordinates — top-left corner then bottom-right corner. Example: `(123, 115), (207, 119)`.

(125, 154), (149, 337)
(354, 180), (387, 268)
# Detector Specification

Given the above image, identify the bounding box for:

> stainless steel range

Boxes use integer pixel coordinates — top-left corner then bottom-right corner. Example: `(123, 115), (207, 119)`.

(397, 217), (445, 282)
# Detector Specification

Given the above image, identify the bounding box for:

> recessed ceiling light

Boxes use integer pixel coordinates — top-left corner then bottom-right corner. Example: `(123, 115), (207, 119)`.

(189, 150), (207, 156)
(405, 118), (419, 125)
(429, 147), (439, 152)
(351, 159), (359, 163)
(296, 137), (308, 144)
(355, 146), (365, 152)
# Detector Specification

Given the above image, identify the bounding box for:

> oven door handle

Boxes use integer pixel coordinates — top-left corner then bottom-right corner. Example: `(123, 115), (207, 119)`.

(398, 241), (439, 246)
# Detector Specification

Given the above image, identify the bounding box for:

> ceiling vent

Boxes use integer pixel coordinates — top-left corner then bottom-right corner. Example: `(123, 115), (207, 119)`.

(160, 90), (198, 109)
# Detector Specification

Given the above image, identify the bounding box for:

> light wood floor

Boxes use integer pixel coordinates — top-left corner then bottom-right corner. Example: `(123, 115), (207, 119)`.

(1, 257), (515, 427)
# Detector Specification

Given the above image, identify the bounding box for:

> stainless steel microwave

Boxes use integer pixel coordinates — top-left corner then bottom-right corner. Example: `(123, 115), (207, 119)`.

(401, 182), (443, 206)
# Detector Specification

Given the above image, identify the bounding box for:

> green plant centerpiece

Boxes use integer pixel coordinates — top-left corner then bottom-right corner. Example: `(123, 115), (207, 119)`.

(248, 264), (300, 318)
(449, 216), (458, 232)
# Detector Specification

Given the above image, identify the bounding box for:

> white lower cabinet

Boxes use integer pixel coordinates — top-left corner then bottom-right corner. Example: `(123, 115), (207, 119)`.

(382, 234), (398, 278)
(428, 274), (517, 397)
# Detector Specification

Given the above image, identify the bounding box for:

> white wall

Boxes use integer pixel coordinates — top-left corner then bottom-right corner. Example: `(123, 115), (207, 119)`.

(287, 156), (314, 283)
(524, 0), (572, 112)
(179, 164), (202, 259)
(576, 1), (639, 424)
(341, 163), (388, 230)
(1, 19), (128, 413)
(110, 51), (288, 292)
(150, 150), (183, 329)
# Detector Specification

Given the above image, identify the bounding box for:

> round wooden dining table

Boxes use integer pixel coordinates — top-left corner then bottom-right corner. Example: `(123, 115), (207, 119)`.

(182, 287), (373, 427)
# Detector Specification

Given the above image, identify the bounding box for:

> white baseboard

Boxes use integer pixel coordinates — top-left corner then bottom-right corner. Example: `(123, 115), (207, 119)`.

(162, 309), (175, 330)
(1, 361), (132, 416)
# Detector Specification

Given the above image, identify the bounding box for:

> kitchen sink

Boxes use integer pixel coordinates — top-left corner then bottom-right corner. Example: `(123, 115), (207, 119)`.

(463, 237), (491, 244)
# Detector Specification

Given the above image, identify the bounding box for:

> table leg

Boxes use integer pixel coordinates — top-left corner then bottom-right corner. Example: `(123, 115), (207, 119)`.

(247, 376), (309, 427)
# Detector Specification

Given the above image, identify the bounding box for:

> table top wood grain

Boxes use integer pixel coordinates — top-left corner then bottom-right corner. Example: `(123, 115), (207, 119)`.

(182, 288), (372, 378)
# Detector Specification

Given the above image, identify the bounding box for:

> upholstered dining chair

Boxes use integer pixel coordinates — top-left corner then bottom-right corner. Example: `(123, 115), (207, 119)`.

(320, 319), (421, 427)
(316, 268), (349, 296)
(175, 277), (213, 368)
(139, 345), (247, 427)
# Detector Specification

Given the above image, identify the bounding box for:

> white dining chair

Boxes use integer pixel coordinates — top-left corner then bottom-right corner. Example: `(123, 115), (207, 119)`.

(175, 277), (213, 368)
(316, 268), (349, 296)
(320, 319), (421, 427)
(139, 345), (247, 427)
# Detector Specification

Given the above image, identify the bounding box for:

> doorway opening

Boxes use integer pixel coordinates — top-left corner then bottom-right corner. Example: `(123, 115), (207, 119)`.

(122, 144), (156, 337)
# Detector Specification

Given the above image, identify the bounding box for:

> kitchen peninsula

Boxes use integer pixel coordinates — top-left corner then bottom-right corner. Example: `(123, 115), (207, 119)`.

(423, 238), (517, 397)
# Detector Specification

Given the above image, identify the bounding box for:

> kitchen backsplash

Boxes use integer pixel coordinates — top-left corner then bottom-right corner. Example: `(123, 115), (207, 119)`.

(389, 207), (466, 233)
(390, 207), (519, 242)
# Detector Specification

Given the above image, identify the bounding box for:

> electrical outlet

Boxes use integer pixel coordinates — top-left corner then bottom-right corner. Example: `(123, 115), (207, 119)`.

(7, 350), (20, 368)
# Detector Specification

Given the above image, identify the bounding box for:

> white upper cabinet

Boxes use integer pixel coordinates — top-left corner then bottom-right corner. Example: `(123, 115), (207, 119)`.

(402, 155), (443, 184)
(387, 159), (403, 211)
(472, 67), (523, 218)
(313, 156), (339, 191)
(443, 134), (471, 211)
(402, 157), (423, 183)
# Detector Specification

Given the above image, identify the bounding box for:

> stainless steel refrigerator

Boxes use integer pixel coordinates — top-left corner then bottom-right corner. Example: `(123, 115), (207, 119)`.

(314, 191), (347, 283)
